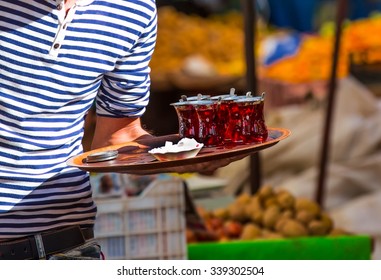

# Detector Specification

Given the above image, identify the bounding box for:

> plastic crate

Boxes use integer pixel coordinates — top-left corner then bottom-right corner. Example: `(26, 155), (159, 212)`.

(94, 178), (187, 260)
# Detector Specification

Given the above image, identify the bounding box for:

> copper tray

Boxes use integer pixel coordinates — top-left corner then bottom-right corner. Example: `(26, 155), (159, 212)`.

(67, 127), (290, 174)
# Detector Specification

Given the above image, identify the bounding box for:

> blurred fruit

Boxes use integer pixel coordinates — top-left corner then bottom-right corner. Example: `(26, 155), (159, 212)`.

(295, 198), (321, 218)
(262, 205), (281, 229)
(295, 210), (315, 225)
(223, 220), (243, 238)
(263, 197), (279, 208)
(308, 220), (330, 236)
(152, 8), (381, 86)
(257, 185), (274, 201)
(187, 186), (350, 244)
(240, 223), (262, 240)
(186, 228), (197, 243)
(213, 207), (229, 220)
(275, 217), (292, 233)
(280, 219), (308, 238)
(191, 229), (218, 242)
(276, 191), (295, 210)
(261, 229), (284, 239)
(236, 193), (251, 205)
(281, 209), (294, 219)
(196, 206), (211, 220)
(227, 202), (247, 222)
(206, 217), (224, 231)
(150, 7), (248, 77)
(249, 209), (264, 226)
(244, 196), (263, 217)
(320, 212), (334, 232)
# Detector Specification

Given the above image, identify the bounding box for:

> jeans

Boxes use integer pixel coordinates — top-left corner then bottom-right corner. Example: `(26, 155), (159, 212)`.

(47, 239), (102, 260)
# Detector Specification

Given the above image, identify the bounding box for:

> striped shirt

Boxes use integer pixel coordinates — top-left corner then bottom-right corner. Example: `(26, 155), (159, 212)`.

(0, 0), (157, 238)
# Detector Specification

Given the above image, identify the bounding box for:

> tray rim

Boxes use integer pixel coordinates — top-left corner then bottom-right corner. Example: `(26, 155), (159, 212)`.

(67, 127), (290, 174)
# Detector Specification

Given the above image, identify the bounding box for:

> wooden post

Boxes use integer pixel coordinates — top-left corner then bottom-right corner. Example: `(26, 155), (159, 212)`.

(316, 0), (348, 206)
(241, 0), (262, 195)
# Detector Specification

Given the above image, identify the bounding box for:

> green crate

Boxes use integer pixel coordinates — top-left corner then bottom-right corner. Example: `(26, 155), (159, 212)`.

(187, 235), (372, 260)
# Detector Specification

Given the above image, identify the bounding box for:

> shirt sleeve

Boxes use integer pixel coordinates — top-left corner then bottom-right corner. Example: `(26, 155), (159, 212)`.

(96, 4), (158, 118)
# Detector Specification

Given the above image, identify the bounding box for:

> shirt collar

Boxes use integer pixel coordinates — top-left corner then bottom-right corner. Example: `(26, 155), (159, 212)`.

(76, 0), (94, 6)
(54, 0), (94, 7)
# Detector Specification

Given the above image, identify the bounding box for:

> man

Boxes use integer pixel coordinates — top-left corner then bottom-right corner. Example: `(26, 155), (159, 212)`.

(0, 0), (238, 260)
(0, 0), (158, 260)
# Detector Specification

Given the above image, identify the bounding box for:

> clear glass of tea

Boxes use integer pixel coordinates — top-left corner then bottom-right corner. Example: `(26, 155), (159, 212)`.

(171, 100), (199, 140)
(193, 100), (218, 147)
(236, 94), (268, 144)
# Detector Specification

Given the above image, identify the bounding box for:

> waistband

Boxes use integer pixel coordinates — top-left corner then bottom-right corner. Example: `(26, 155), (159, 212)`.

(0, 226), (94, 260)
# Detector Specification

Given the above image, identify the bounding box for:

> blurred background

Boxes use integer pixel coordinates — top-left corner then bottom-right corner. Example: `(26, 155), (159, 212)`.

(84, 0), (381, 260)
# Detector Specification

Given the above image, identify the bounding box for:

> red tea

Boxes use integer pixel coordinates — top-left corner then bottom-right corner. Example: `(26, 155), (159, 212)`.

(212, 94), (241, 146)
(250, 101), (268, 143)
(239, 100), (256, 142)
(237, 95), (268, 144)
(214, 101), (230, 145)
(226, 100), (245, 144)
(225, 94), (268, 145)
(172, 91), (268, 147)
(171, 101), (199, 140)
(194, 100), (218, 147)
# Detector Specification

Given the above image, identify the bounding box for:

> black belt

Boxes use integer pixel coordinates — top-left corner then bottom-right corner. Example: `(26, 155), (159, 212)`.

(0, 226), (94, 260)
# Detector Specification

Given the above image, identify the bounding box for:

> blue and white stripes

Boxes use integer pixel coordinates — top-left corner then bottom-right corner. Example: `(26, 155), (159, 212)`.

(0, 0), (157, 238)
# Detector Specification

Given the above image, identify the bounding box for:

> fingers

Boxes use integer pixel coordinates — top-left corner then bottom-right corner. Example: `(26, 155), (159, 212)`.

(121, 154), (250, 175)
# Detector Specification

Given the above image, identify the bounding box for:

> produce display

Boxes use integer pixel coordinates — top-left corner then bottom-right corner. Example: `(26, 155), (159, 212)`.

(343, 14), (381, 65)
(150, 7), (348, 84)
(259, 33), (349, 83)
(150, 7), (250, 78)
(150, 8), (381, 85)
(187, 186), (349, 243)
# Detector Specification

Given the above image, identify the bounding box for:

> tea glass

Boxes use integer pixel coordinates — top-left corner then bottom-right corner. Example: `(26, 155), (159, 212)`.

(235, 95), (268, 144)
(193, 100), (218, 147)
(171, 100), (199, 140)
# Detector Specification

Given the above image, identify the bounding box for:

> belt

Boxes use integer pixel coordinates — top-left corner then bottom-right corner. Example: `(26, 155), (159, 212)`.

(0, 226), (94, 260)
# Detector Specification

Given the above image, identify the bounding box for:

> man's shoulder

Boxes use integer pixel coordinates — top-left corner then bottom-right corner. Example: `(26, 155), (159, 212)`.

(107, 0), (156, 7)
(104, 0), (157, 14)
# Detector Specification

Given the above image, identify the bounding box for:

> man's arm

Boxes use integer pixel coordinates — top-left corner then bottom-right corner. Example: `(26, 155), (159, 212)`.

(91, 116), (150, 150)
(89, 115), (245, 174)
(92, 3), (157, 149)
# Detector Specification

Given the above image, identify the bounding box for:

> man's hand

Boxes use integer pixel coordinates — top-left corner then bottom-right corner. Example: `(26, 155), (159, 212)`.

(89, 121), (249, 175)
(122, 153), (248, 175)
